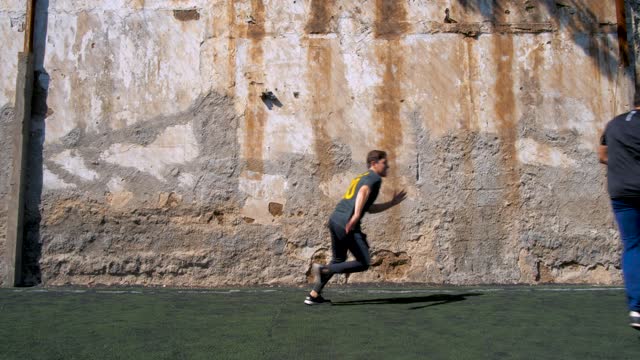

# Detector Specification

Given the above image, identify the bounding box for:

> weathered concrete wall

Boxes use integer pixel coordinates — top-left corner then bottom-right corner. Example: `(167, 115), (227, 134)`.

(0, 0), (636, 286)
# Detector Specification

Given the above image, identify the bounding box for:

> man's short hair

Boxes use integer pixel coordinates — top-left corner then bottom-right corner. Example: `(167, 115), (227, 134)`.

(366, 150), (387, 167)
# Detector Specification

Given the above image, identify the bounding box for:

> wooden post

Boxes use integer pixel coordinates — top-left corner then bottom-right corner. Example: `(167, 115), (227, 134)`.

(5, 0), (36, 287)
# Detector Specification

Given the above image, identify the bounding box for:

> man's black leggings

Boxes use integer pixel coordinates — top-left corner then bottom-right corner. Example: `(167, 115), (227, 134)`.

(313, 219), (371, 293)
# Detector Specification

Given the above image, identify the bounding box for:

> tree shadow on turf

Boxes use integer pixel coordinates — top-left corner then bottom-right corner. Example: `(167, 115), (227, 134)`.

(331, 293), (482, 310)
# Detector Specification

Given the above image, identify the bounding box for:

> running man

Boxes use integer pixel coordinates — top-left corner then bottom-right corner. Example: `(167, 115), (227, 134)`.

(305, 150), (407, 305)
(599, 94), (640, 330)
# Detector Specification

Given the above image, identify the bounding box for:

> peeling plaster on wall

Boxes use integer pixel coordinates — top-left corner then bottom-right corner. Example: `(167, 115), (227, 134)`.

(100, 123), (200, 180)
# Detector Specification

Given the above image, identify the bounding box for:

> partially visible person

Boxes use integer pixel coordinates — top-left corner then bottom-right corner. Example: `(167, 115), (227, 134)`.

(304, 150), (406, 305)
(599, 93), (640, 330)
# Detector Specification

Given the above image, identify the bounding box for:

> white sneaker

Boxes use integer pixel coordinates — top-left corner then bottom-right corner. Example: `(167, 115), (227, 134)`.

(629, 311), (640, 330)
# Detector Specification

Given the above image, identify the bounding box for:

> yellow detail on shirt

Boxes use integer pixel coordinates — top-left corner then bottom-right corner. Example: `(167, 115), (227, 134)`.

(343, 172), (370, 200)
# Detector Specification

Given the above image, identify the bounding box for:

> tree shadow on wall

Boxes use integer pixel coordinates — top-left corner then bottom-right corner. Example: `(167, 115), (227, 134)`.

(21, 0), (50, 286)
(456, 0), (632, 83)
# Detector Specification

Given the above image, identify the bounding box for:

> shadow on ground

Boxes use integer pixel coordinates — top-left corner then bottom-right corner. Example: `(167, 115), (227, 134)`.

(332, 293), (482, 309)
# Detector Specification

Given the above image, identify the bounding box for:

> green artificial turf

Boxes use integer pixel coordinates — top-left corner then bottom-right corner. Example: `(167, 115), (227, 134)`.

(0, 286), (638, 359)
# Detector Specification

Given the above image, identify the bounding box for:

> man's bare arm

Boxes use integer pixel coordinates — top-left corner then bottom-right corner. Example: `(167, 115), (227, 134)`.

(345, 185), (370, 233)
(598, 145), (608, 164)
(368, 189), (407, 214)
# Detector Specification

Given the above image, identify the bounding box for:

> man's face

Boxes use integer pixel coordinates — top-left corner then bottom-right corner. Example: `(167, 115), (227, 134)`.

(371, 158), (389, 177)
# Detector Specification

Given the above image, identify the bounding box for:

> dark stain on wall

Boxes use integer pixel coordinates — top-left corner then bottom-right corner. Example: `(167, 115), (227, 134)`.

(173, 9), (200, 22)
(305, 0), (336, 34)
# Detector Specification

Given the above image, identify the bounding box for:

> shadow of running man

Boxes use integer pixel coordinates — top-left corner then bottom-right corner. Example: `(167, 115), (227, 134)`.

(331, 293), (483, 310)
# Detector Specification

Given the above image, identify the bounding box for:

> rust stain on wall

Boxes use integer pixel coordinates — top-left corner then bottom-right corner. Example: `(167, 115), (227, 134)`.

(305, 0), (336, 34)
(373, 0), (406, 160)
(374, 43), (404, 163)
(494, 34), (517, 156)
(307, 39), (335, 182)
(247, 0), (266, 41)
(243, 0), (267, 179)
(463, 38), (478, 131)
(587, 35), (610, 144)
(493, 33), (520, 246)
(173, 9), (200, 22)
(373, 0), (407, 159)
(305, 2), (350, 184)
(131, 0), (145, 10)
(374, 0), (410, 40)
(226, 1), (237, 93)
(372, 0), (408, 243)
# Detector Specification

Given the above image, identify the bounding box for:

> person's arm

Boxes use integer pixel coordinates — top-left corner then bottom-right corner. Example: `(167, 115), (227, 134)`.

(598, 145), (608, 164)
(598, 131), (608, 164)
(345, 185), (370, 234)
(368, 189), (407, 214)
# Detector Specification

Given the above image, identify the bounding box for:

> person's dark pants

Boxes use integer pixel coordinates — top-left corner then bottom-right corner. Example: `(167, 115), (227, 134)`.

(313, 219), (371, 294)
(611, 198), (640, 312)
